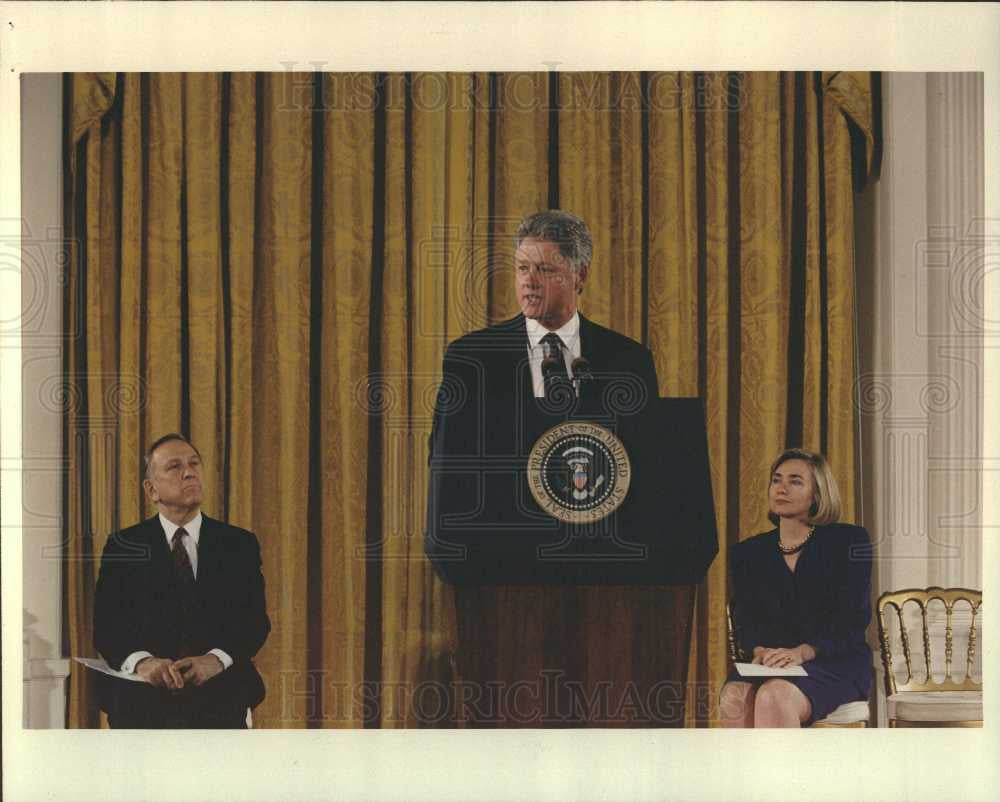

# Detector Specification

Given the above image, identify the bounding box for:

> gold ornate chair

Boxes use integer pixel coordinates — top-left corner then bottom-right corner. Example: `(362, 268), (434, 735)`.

(876, 587), (982, 727)
(726, 603), (869, 727)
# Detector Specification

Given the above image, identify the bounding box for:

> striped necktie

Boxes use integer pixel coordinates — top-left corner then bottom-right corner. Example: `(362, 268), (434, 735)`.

(541, 332), (571, 401)
(171, 528), (197, 657)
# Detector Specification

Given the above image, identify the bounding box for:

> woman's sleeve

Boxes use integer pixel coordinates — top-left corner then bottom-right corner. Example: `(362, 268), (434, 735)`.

(730, 544), (765, 659)
(810, 526), (873, 659)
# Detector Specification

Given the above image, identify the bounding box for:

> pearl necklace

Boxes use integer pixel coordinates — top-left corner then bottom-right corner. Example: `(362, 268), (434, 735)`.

(778, 525), (815, 555)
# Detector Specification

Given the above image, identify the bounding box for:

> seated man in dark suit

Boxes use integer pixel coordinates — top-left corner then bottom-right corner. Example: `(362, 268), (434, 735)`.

(94, 433), (270, 728)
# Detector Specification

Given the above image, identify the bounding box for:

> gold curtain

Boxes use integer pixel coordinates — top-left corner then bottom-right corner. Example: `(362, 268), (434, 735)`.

(63, 71), (876, 728)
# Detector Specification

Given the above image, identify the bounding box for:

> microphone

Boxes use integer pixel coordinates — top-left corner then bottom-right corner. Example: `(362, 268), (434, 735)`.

(541, 354), (563, 381)
(571, 356), (593, 397)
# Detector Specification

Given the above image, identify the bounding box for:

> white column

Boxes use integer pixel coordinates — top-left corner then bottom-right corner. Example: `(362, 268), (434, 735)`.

(20, 73), (70, 728)
(858, 72), (985, 727)
(862, 73), (934, 592)
(925, 72), (985, 591)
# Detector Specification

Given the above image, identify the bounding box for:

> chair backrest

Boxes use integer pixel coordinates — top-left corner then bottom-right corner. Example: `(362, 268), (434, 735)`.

(876, 587), (982, 695)
(726, 602), (747, 663)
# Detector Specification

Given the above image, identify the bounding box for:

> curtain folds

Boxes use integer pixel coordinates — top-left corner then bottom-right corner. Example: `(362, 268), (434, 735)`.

(63, 71), (876, 728)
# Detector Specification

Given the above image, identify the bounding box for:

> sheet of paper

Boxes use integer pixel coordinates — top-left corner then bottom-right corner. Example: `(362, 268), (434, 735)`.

(73, 656), (149, 683)
(734, 662), (808, 677)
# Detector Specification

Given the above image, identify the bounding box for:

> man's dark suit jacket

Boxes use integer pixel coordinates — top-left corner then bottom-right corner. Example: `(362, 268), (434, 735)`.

(430, 312), (659, 459)
(94, 514), (270, 723)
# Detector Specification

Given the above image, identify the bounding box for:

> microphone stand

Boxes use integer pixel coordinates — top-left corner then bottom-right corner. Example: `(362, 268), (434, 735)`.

(570, 356), (593, 399)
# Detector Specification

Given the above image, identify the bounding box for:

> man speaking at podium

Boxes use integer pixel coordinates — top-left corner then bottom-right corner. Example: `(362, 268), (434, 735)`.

(427, 210), (661, 583)
(427, 210), (681, 724)
(432, 209), (658, 448)
(94, 434), (270, 728)
(514, 210), (658, 405)
(427, 212), (714, 726)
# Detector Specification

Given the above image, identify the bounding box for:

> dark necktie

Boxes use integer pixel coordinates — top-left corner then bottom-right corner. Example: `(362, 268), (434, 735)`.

(171, 528), (197, 657)
(541, 332), (571, 401)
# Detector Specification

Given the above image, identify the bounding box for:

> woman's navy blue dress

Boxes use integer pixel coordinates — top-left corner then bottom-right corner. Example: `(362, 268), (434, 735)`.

(728, 522), (873, 724)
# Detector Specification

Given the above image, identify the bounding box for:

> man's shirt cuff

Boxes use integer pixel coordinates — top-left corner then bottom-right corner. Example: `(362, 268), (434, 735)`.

(209, 648), (233, 670)
(120, 651), (153, 673)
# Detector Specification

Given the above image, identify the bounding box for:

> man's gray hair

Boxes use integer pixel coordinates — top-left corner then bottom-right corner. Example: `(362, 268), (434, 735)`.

(515, 210), (593, 272)
(143, 433), (199, 480)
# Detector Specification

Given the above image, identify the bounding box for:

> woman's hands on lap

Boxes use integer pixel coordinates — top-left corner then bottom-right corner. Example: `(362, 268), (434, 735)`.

(751, 644), (816, 667)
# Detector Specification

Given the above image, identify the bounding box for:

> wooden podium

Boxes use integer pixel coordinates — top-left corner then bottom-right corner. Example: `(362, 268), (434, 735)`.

(450, 584), (696, 727)
(427, 394), (718, 727)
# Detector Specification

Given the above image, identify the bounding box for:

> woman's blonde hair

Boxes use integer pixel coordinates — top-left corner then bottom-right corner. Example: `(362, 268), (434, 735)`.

(767, 448), (842, 526)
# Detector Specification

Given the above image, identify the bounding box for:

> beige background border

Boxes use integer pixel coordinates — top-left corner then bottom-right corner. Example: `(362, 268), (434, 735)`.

(2, 3), (998, 800)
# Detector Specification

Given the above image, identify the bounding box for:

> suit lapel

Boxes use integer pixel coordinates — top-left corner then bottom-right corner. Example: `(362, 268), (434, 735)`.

(196, 515), (218, 587)
(143, 515), (171, 560)
(512, 315), (532, 402)
(143, 515), (175, 591)
(578, 314), (623, 411)
(578, 314), (609, 369)
(490, 314), (532, 402)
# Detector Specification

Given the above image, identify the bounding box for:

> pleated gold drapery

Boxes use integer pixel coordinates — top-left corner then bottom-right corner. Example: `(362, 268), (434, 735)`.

(63, 71), (876, 728)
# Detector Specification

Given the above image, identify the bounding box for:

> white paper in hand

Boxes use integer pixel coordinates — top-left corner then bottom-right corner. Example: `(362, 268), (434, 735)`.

(734, 661), (808, 677)
(73, 656), (149, 683)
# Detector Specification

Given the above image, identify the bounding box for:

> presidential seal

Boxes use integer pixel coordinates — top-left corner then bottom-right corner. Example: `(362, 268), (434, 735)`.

(527, 421), (631, 523)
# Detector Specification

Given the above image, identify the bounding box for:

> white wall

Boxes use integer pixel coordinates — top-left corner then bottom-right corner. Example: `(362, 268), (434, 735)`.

(20, 72), (69, 728)
(856, 72), (985, 726)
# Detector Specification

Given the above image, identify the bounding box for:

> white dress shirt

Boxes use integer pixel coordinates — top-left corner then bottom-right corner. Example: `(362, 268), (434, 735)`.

(120, 511), (233, 674)
(526, 312), (582, 398)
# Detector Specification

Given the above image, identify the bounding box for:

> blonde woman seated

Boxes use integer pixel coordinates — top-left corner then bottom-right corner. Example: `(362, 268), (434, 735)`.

(720, 449), (872, 728)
